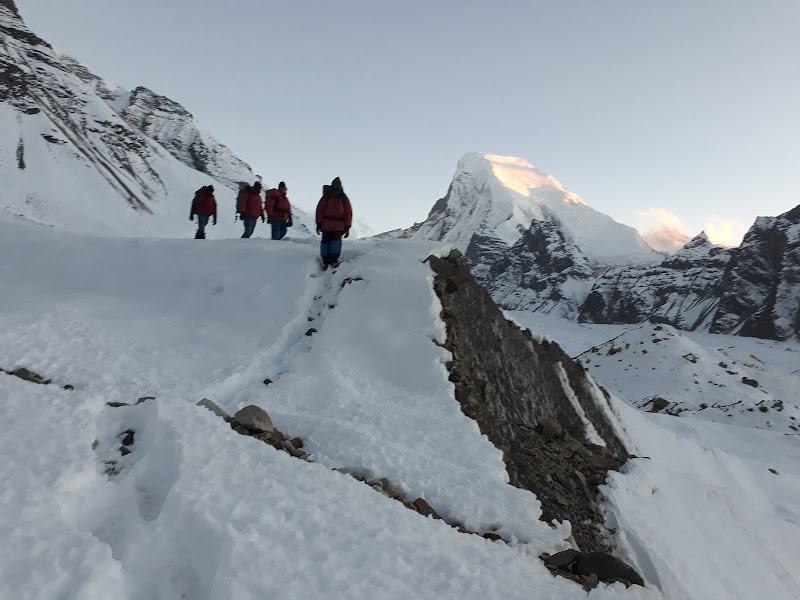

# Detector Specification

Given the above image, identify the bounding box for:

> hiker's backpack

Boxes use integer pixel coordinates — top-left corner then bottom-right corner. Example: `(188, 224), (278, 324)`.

(235, 183), (250, 216)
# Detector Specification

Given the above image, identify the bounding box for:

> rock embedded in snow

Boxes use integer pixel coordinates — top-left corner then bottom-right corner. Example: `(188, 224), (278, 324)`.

(8, 367), (49, 384)
(233, 404), (275, 433)
(411, 497), (440, 519)
(572, 552), (645, 587)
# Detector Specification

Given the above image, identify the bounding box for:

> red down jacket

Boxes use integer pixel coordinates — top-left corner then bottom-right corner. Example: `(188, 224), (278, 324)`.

(265, 188), (292, 222)
(316, 190), (352, 232)
(191, 186), (217, 219)
(237, 189), (264, 219)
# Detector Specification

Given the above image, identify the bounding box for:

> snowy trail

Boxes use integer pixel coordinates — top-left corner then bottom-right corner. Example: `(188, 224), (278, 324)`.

(4, 217), (799, 598)
(3, 221), (663, 599)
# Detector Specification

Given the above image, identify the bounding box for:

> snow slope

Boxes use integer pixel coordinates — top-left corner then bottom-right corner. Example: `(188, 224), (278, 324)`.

(2, 214), (800, 599)
(508, 312), (800, 433)
(574, 323), (800, 433)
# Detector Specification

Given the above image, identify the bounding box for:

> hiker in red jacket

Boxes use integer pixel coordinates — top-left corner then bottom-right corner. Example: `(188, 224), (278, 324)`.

(189, 185), (217, 239)
(315, 177), (353, 269)
(237, 181), (265, 238)
(265, 181), (293, 240)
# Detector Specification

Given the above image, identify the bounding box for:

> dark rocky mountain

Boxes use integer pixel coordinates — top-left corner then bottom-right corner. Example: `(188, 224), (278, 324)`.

(579, 232), (732, 328)
(465, 220), (596, 317)
(581, 206), (800, 341)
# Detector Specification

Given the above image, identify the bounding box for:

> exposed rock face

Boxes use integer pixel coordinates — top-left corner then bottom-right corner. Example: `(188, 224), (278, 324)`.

(709, 206), (800, 340)
(466, 220), (596, 317)
(0, 2), (49, 114)
(579, 233), (731, 328)
(118, 86), (255, 188)
(0, 0), (18, 17)
(428, 251), (631, 553)
(580, 207), (800, 341)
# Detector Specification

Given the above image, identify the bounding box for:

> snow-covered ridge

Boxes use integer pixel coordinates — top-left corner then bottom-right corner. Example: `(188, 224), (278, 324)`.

(2, 215), (799, 598)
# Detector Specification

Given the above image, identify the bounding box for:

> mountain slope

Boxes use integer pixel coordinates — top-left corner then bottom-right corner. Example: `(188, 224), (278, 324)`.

(575, 322), (800, 433)
(2, 214), (799, 599)
(581, 207), (800, 341)
(0, 1), (320, 238)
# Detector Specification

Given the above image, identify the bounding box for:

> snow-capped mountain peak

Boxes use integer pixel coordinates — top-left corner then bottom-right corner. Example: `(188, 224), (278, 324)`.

(406, 152), (661, 266)
(389, 152), (663, 318)
(474, 152), (585, 208)
(641, 225), (692, 254)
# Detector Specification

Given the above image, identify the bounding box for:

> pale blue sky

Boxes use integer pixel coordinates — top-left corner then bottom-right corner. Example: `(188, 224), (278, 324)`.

(16, 0), (800, 243)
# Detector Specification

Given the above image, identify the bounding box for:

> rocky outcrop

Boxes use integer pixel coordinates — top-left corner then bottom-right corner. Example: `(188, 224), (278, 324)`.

(428, 250), (632, 554)
(466, 220), (596, 317)
(709, 205), (800, 340)
(5, 366), (50, 384)
(0, 0), (19, 17)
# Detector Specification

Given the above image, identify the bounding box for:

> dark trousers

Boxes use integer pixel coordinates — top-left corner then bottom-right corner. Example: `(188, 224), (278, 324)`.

(195, 214), (209, 239)
(320, 231), (343, 265)
(270, 221), (288, 240)
(241, 217), (257, 238)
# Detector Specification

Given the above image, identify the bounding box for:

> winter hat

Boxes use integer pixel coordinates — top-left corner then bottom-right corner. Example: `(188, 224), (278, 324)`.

(207, 185), (214, 194)
(331, 177), (342, 191)
(252, 181), (262, 191)
(278, 181), (286, 190)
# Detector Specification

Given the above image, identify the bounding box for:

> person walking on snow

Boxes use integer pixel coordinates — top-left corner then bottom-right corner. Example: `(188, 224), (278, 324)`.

(315, 177), (352, 269)
(265, 181), (293, 240)
(190, 185), (217, 239)
(237, 181), (265, 238)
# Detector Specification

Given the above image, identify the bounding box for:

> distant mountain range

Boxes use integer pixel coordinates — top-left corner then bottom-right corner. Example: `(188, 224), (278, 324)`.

(388, 153), (800, 342)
